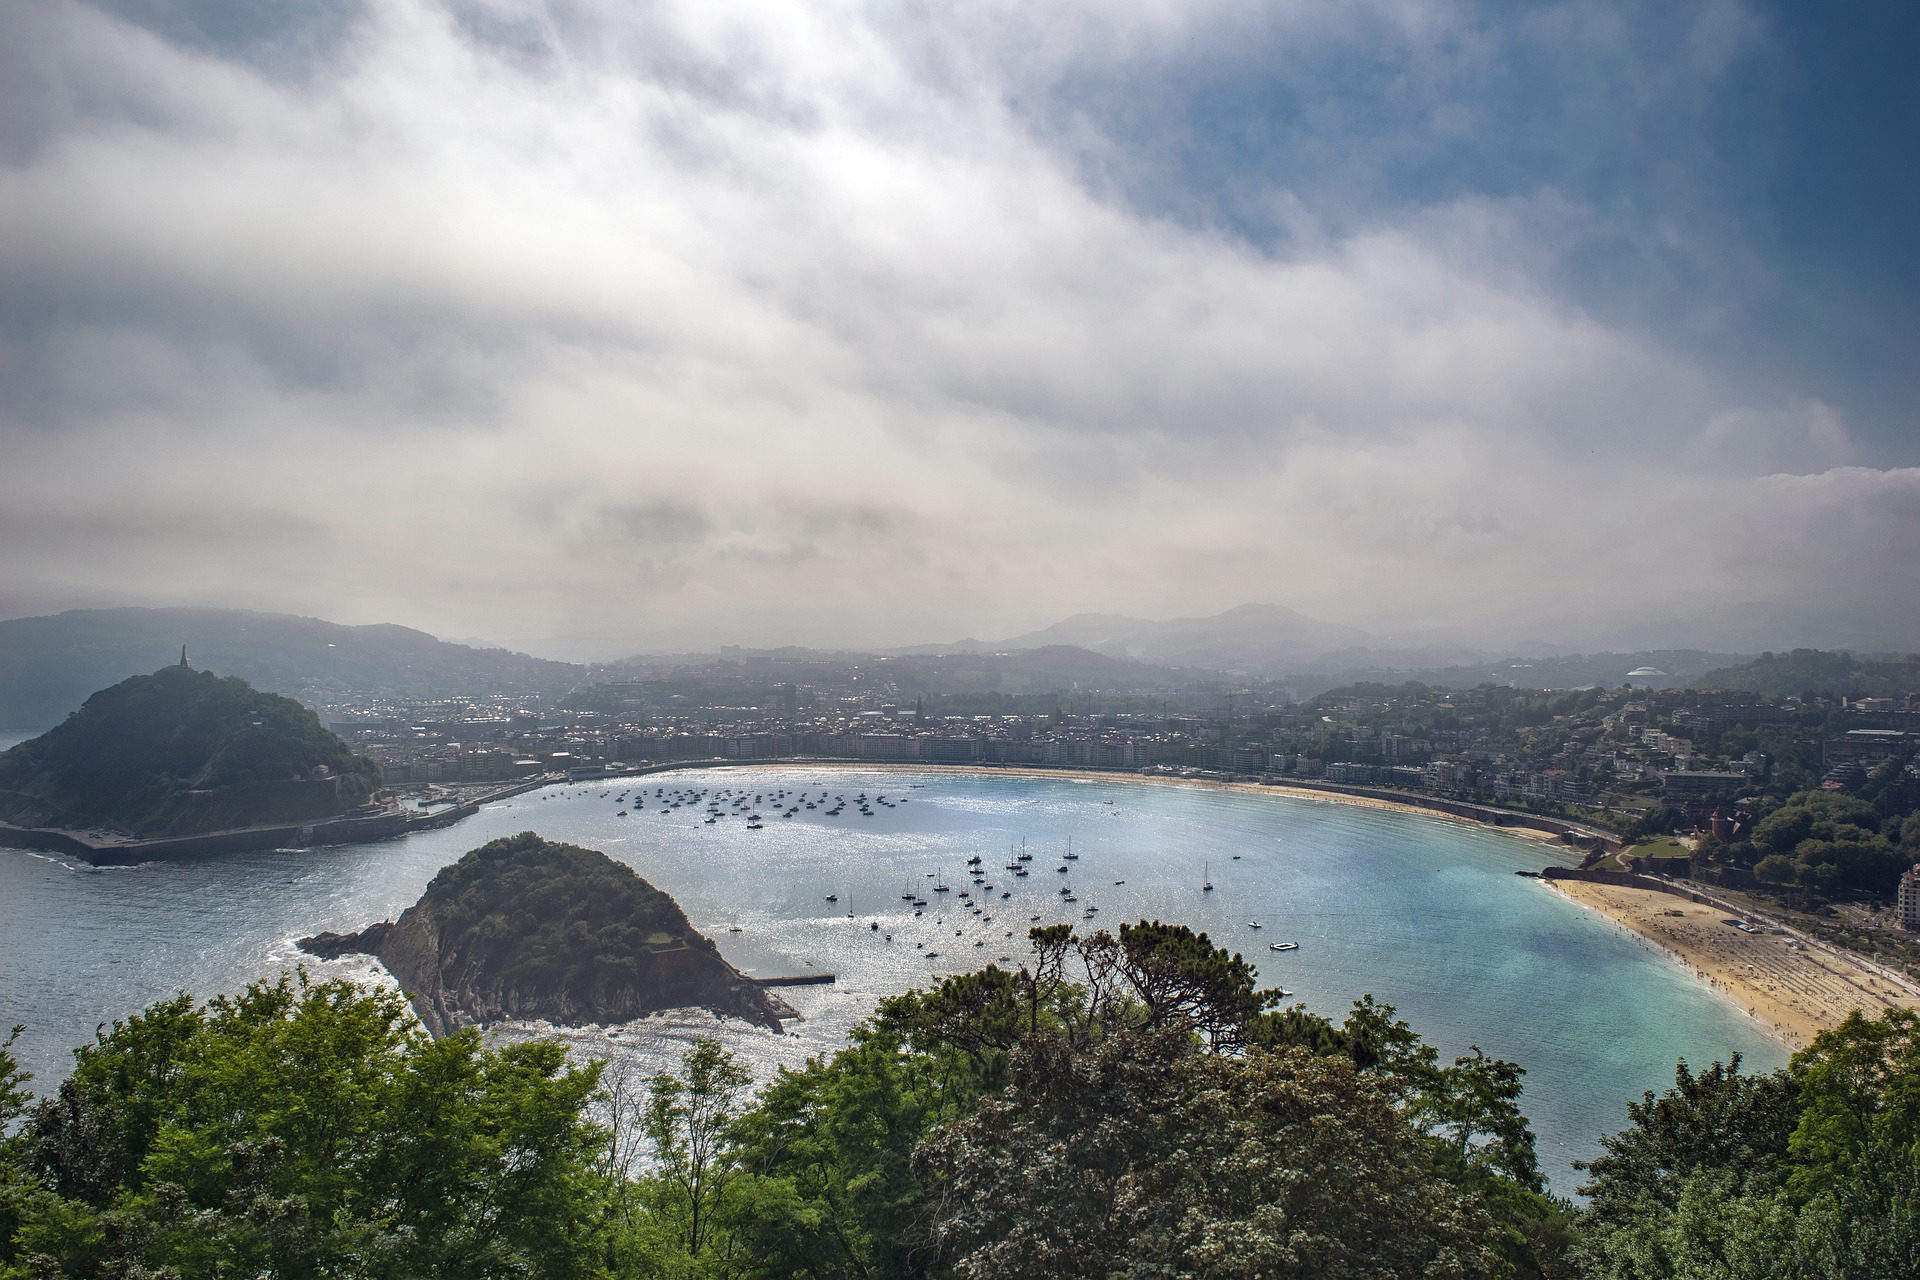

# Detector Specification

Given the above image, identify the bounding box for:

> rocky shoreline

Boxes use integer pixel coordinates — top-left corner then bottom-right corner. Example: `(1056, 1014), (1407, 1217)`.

(300, 832), (795, 1036)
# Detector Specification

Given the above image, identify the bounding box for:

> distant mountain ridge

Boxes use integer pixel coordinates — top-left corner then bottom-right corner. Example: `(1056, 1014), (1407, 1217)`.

(0, 608), (582, 730)
(991, 603), (1482, 674)
(595, 643), (1187, 699)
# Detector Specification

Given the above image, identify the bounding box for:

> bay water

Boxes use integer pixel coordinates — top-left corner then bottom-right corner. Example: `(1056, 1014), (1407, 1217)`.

(0, 765), (1784, 1189)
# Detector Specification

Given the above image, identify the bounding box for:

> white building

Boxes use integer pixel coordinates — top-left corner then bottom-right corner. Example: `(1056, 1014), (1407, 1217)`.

(1900, 864), (1920, 933)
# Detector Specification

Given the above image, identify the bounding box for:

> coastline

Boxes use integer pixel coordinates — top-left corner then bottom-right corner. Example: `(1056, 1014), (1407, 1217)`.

(1540, 877), (1918, 1051)
(627, 759), (1573, 845)
(619, 759), (1917, 1051)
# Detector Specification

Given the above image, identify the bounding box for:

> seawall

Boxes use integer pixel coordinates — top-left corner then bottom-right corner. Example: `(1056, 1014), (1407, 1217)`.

(0, 775), (559, 866)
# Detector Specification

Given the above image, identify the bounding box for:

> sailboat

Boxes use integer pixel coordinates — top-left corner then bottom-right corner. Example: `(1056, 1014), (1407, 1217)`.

(1203, 861), (1213, 892)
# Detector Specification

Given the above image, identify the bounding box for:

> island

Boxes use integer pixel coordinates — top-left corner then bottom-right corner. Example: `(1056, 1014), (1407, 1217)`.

(299, 831), (795, 1034)
(0, 661), (381, 840)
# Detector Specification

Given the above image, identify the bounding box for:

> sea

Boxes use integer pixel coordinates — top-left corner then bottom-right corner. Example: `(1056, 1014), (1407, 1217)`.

(0, 762), (1786, 1191)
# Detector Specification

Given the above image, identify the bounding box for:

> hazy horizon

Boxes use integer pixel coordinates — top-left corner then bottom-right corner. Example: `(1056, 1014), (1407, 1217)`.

(4, 1), (1915, 654)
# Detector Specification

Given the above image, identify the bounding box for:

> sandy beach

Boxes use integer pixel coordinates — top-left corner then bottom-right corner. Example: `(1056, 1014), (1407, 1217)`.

(1544, 878), (1919, 1050)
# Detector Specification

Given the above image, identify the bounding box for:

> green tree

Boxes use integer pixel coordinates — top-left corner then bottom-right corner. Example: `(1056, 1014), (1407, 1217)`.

(640, 1038), (751, 1265)
(9, 974), (605, 1280)
(1578, 1013), (1920, 1279)
(916, 1029), (1501, 1279)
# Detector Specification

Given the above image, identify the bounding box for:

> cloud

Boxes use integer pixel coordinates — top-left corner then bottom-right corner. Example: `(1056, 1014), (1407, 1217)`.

(1687, 401), (1854, 476)
(0, 0), (1913, 652)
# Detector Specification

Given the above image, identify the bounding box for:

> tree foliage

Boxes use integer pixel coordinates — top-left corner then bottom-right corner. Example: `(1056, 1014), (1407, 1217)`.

(1748, 790), (1905, 896)
(1, 974), (604, 1280)
(0, 923), (1609, 1278)
(0, 666), (379, 835)
(1577, 1010), (1920, 1280)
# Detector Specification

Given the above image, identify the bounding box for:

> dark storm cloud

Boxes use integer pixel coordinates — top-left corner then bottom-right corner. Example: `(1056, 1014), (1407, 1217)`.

(0, 0), (1913, 651)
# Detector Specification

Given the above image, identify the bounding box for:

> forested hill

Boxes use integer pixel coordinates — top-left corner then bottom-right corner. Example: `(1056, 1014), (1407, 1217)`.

(1692, 648), (1920, 699)
(0, 666), (379, 836)
(303, 833), (790, 1034)
(0, 607), (581, 730)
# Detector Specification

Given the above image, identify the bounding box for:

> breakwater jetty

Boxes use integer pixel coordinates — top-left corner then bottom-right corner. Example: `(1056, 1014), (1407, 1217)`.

(0, 775), (561, 866)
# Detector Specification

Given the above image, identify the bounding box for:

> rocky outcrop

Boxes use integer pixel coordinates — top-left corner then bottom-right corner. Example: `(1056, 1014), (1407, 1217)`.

(296, 923), (391, 960)
(300, 832), (790, 1035)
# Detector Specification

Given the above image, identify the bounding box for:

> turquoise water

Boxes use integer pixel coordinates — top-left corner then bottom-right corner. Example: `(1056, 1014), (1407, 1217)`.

(0, 766), (1784, 1190)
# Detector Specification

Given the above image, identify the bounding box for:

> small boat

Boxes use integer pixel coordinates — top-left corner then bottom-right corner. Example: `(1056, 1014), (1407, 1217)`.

(825, 895), (838, 902)
(728, 925), (744, 932)
(966, 855), (982, 865)
(1247, 922), (1262, 929)
(1268, 942), (1298, 952)
(870, 921), (880, 930)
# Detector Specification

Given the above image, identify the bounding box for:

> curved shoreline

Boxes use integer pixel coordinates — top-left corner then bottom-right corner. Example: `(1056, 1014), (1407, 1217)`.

(597, 759), (1573, 847)
(589, 759), (1909, 1052)
(1540, 876), (1917, 1050)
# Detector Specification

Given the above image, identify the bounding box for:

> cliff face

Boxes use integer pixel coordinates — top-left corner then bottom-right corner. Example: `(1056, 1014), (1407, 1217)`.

(301, 832), (789, 1036)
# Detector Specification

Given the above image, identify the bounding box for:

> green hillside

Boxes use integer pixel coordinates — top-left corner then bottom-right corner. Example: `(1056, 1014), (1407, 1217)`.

(1692, 648), (1920, 698)
(0, 665), (380, 836)
(329, 833), (788, 1034)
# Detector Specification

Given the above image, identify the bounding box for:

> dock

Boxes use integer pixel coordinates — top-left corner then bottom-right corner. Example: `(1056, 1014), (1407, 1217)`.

(755, 974), (837, 987)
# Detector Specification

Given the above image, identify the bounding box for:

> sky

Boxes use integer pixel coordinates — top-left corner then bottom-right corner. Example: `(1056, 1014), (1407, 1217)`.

(1, 0), (1915, 658)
